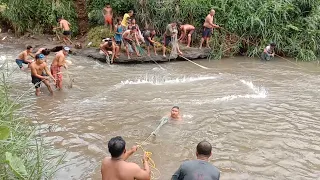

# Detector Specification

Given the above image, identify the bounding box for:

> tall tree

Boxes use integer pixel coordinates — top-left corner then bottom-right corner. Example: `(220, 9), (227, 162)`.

(73, 0), (88, 36)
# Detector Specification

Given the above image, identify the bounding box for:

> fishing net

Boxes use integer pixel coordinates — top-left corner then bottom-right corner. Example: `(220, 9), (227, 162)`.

(169, 32), (178, 59)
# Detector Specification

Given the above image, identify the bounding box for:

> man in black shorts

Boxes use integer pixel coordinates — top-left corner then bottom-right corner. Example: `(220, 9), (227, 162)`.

(199, 9), (220, 49)
(143, 29), (157, 56)
(172, 140), (220, 180)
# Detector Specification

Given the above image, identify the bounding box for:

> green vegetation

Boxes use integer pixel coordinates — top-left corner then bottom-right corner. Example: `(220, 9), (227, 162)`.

(0, 71), (63, 179)
(87, 26), (114, 47)
(0, 0), (319, 61)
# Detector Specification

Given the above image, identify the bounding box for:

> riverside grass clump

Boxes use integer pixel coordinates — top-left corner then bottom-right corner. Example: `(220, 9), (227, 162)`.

(0, 72), (64, 179)
(0, 0), (78, 35)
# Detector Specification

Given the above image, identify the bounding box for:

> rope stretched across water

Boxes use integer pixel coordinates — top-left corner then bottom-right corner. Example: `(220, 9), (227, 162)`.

(136, 117), (169, 180)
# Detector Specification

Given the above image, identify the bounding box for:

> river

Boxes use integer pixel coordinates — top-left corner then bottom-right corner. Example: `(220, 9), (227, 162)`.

(1, 44), (320, 180)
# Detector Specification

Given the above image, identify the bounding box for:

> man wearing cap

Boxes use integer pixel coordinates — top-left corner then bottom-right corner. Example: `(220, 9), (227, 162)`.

(30, 54), (55, 96)
(51, 46), (69, 90)
(100, 38), (119, 63)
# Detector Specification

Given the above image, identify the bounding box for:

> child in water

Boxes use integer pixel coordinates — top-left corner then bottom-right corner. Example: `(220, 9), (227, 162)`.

(261, 42), (276, 61)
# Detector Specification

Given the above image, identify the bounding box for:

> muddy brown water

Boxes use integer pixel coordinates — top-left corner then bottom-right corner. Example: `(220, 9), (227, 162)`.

(1, 44), (320, 180)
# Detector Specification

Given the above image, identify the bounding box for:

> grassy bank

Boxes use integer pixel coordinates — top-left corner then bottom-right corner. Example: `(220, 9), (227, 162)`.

(0, 72), (63, 179)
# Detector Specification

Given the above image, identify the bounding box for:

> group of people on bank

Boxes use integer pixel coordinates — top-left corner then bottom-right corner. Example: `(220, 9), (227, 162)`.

(101, 4), (221, 63)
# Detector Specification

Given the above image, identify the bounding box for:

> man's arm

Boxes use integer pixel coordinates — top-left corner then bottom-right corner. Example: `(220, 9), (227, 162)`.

(43, 64), (56, 83)
(171, 164), (184, 180)
(133, 152), (151, 180)
(179, 28), (186, 41)
(123, 146), (138, 161)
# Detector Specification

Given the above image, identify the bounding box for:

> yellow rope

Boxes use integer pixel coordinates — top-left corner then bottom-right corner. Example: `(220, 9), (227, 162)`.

(136, 143), (161, 180)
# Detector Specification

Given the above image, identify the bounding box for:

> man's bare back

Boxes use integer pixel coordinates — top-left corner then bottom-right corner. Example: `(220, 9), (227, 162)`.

(182, 24), (195, 31)
(18, 50), (31, 61)
(60, 19), (70, 31)
(52, 51), (66, 67)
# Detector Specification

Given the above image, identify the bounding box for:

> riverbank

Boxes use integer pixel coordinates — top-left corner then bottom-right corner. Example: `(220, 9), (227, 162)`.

(0, 32), (213, 64)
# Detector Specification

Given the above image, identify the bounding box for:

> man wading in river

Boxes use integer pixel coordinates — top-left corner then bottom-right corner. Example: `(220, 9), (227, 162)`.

(199, 9), (220, 49)
(30, 54), (55, 96)
(50, 46), (69, 90)
(101, 136), (151, 180)
(172, 140), (220, 180)
(15, 45), (34, 70)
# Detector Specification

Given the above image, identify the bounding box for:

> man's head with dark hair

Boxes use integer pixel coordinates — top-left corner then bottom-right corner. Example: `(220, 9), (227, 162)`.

(56, 16), (62, 22)
(131, 26), (137, 32)
(270, 42), (276, 47)
(27, 45), (32, 50)
(41, 49), (50, 56)
(108, 136), (126, 158)
(117, 18), (122, 24)
(196, 140), (212, 158)
(128, 10), (134, 16)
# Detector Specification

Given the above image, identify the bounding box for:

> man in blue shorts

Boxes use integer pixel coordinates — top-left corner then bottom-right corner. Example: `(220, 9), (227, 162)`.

(172, 140), (220, 180)
(15, 45), (34, 70)
(199, 9), (220, 49)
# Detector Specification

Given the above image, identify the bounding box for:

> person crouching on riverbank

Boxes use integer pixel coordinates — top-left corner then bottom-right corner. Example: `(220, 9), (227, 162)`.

(123, 26), (141, 59)
(143, 29), (157, 56)
(15, 45), (34, 70)
(30, 54), (55, 96)
(100, 38), (119, 64)
(101, 136), (151, 180)
(163, 22), (183, 58)
(50, 46), (69, 90)
(178, 24), (195, 47)
(261, 42), (276, 61)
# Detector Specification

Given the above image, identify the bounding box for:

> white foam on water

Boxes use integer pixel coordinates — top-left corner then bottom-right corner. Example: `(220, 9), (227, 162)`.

(240, 79), (267, 97)
(115, 75), (218, 88)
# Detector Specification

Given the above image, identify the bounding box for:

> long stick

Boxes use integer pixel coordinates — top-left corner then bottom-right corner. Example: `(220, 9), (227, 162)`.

(155, 41), (210, 69)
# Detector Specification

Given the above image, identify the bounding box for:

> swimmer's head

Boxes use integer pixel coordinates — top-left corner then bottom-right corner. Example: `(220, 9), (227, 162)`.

(196, 140), (212, 158)
(171, 106), (180, 118)
(108, 136), (126, 158)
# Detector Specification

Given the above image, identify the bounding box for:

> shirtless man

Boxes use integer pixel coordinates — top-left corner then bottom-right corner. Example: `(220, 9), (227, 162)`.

(122, 26), (141, 59)
(100, 38), (119, 63)
(169, 106), (182, 120)
(163, 22), (183, 57)
(178, 24), (195, 47)
(55, 17), (73, 45)
(101, 136), (151, 180)
(199, 9), (220, 49)
(15, 45), (34, 70)
(50, 46), (69, 90)
(30, 54), (55, 96)
(103, 3), (113, 32)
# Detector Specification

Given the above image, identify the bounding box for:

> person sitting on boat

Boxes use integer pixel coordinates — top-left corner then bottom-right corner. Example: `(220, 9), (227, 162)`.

(178, 24), (195, 47)
(100, 38), (119, 64)
(261, 42), (276, 61)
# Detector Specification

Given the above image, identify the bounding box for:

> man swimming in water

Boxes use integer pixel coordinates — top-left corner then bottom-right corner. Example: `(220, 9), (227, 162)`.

(101, 136), (151, 180)
(15, 45), (34, 70)
(30, 54), (55, 96)
(169, 106), (182, 121)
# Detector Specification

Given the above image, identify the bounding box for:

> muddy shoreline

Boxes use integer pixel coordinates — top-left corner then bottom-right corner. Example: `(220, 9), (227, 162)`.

(0, 32), (212, 64)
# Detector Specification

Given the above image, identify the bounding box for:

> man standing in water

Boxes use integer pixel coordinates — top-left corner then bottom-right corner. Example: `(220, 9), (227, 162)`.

(55, 17), (73, 45)
(172, 140), (220, 180)
(178, 24), (195, 47)
(51, 46), (69, 90)
(261, 42), (276, 61)
(163, 22), (183, 58)
(199, 9), (220, 49)
(30, 54), (55, 96)
(101, 136), (151, 180)
(103, 3), (113, 32)
(15, 45), (34, 70)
